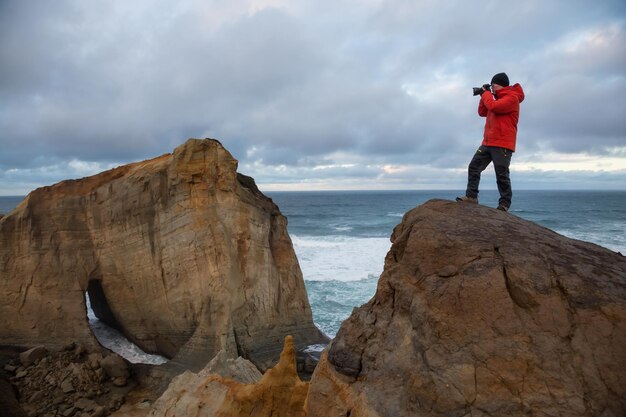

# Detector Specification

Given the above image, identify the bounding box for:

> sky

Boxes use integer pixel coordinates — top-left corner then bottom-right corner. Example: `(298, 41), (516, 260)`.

(1, 0), (625, 195)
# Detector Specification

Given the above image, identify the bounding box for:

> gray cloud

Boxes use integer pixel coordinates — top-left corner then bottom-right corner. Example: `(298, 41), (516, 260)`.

(1, 0), (625, 194)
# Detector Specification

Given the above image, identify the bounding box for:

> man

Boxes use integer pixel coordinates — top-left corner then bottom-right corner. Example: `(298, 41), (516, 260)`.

(457, 72), (525, 211)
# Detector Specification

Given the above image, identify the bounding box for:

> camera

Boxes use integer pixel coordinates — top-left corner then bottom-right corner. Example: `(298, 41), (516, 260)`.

(473, 84), (491, 96)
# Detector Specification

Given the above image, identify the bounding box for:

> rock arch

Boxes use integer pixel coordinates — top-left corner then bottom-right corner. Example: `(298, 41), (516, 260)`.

(0, 139), (327, 371)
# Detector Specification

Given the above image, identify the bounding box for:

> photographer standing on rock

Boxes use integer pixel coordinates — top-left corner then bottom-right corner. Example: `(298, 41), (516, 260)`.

(457, 72), (525, 211)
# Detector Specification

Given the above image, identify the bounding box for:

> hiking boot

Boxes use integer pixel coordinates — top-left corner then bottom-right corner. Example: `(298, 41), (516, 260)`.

(497, 205), (509, 212)
(456, 196), (478, 204)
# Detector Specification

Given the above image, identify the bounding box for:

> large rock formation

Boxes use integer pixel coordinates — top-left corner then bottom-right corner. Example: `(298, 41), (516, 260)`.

(0, 139), (326, 371)
(307, 200), (626, 417)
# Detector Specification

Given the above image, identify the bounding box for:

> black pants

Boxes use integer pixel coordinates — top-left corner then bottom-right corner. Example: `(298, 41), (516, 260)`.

(465, 145), (513, 208)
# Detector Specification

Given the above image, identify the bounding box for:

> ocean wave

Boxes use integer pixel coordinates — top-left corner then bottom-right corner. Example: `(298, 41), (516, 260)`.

(86, 294), (168, 365)
(331, 225), (354, 232)
(292, 235), (390, 282)
(386, 212), (404, 217)
(303, 344), (327, 353)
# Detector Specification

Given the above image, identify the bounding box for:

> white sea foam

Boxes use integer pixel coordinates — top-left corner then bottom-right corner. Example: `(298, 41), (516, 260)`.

(85, 294), (168, 365)
(303, 344), (327, 353)
(555, 228), (626, 254)
(386, 212), (404, 217)
(292, 235), (391, 282)
(331, 225), (353, 232)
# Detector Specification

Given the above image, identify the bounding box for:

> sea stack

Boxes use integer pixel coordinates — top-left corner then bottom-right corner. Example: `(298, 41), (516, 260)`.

(0, 138), (327, 371)
(307, 199), (626, 417)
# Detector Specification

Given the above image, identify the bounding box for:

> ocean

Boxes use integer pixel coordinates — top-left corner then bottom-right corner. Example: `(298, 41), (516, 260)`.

(2, 190), (625, 360)
(265, 190), (626, 339)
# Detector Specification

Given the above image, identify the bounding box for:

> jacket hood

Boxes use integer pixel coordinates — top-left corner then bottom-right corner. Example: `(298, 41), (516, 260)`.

(496, 83), (525, 103)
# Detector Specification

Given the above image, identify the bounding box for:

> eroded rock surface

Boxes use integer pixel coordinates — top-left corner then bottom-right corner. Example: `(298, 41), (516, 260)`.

(307, 199), (626, 417)
(0, 139), (326, 371)
(145, 336), (307, 417)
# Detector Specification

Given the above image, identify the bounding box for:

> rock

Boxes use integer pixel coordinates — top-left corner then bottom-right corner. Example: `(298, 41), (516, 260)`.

(100, 354), (129, 379)
(0, 138), (327, 371)
(295, 346), (325, 378)
(94, 368), (106, 383)
(303, 354), (318, 375)
(15, 370), (27, 379)
(90, 405), (104, 417)
(3, 364), (17, 373)
(0, 376), (28, 417)
(112, 377), (127, 387)
(19, 346), (47, 367)
(52, 394), (65, 406)
(197, 350), (263, 384)
(62, 342), (76, 351)
(29, 390), (45, 402)
(61, 378), (75, 394)
(148, 335), (308, 417)
(307, 200), (626, 417)
(44, 374), (57, 386)
(62, 407), (77, 417)
(86, 353), (102, 370)
(90, 407), (105, 417)
(75, 398), (98, 411)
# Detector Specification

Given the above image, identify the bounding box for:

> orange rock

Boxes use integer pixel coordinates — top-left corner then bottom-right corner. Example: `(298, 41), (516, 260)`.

(147, 336), (308, 417)
(0, 139), (326, 371)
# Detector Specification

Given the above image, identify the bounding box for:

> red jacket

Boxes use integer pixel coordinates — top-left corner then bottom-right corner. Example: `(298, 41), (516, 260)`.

(479, 83), (525, 151)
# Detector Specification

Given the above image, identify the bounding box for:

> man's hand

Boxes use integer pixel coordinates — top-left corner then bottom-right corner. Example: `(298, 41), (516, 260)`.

(481, 84), (491, 94)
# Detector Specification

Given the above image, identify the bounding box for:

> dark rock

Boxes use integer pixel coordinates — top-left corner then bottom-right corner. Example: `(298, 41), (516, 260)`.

(28, 390), (45, 402)
(45, 374), (57, 387)
(74, 397), (97, 411)
(0, 375), (27, 417)
(112, 376), (127, 387)
(90, 407), (105, 417)
(62, 342), (76, 351)
(61, 378), (75, 394)
(3, 364), (17, 373)
(75, 344), (86, 356)
(62, 406), (77, 417)
(94, 368), (106, 383)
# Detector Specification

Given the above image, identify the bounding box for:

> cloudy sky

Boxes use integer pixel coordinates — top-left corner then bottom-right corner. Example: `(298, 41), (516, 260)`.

(1, 0), (625, 195)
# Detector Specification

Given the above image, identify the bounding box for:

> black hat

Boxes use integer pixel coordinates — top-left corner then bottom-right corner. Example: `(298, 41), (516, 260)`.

(491, 72), (509, 87)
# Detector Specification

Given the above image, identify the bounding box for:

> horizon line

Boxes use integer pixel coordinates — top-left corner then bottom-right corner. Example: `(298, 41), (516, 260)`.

(2, 188), (626, 198)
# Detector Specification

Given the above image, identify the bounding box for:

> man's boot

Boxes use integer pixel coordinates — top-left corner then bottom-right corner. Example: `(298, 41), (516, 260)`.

(456, 196), (478, 204)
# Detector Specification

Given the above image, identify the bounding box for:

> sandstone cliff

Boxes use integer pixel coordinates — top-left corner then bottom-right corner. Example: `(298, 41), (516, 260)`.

(0, 139), (327, 371)
(307, 200), (626, 417)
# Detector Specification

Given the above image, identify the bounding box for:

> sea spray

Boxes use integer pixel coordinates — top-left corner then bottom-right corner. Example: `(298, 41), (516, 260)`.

(85, 294), (168, 365)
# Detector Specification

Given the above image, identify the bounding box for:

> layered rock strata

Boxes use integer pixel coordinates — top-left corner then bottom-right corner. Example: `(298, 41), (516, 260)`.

(307, 199), (626, 417)
(0, 139), (326, 371)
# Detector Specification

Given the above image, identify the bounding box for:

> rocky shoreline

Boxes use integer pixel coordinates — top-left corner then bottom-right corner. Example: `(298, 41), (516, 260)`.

(1, 344), (135, 417)
(1, 338), (323, 417)
(1, 140), (625, 416)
